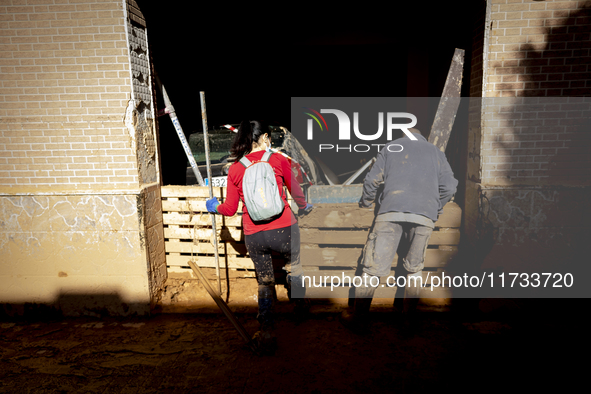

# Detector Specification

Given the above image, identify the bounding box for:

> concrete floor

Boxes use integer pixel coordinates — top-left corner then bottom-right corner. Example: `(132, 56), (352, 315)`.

(0, 299), (583, 393)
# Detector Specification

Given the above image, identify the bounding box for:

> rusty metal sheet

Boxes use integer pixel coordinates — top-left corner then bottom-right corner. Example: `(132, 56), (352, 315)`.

(429, 48), (465, 152)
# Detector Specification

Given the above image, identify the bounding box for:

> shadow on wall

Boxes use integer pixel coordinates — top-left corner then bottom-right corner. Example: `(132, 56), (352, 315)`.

(489, 1), (591, 245)
(494, 3), (591, 179)
(1, 292), (151, 320)
(448, 4), (591, 304)
(453, 3), (591, 296)
(518, 3), (591, 98)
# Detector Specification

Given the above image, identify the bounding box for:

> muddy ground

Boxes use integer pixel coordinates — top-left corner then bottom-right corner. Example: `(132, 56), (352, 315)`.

(0, 296), (584, 393)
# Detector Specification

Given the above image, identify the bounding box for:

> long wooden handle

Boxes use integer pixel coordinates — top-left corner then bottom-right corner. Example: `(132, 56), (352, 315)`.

(188, 261), (256, 351)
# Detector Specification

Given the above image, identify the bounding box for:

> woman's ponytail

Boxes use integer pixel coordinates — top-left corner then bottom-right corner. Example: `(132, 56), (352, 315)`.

(230, 120), (266, 158)
(230, 120), (254, 158)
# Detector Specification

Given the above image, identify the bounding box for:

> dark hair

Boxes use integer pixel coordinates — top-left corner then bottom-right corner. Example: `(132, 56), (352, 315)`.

(230, 120), (266, 158)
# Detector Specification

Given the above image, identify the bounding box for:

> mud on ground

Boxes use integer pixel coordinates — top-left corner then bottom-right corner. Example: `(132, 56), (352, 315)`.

(0, 299), (583, 393)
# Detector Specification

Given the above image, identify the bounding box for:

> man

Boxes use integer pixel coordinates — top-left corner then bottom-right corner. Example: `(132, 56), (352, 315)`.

(341, 128), (458, 333)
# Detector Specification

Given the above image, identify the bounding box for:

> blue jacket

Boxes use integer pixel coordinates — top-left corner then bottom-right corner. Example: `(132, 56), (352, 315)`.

(360, 134), (458, 222)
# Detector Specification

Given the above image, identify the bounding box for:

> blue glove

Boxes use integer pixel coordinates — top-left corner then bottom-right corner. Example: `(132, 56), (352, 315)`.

(206, 197), (220, 214)
(299, 203), (313, 216)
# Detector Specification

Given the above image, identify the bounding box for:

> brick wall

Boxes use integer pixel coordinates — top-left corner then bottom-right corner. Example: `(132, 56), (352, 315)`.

(487, 0), (590, 98)
(480, 96), (590, 186)
(481, 0), (591, 187)
(0, 0), (138, 191)
(464, 0), (591, 273)
(0, 1), (166, 317)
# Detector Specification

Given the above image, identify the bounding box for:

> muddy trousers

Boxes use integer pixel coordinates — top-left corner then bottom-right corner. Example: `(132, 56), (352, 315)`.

(357, 221), (433, 301)
(245, 223), (303, 327)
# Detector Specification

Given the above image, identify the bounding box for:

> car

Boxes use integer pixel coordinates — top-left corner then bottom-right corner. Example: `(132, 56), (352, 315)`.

(185, 124), (287, 186)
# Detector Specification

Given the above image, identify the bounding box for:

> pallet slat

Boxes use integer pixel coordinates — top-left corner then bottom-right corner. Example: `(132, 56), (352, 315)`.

(162, 200), (207, 212)
(298, 204), (376, 228)
(161, 185), (226, 198)
(165, 240), (248, 255)
(166, 255), (254, 269)
(162, 199), (244, 213)
(300, 246), (458, 268)
(164, 227), (244, 241)
(298, 202), (461, 229)
(300, 228), (460, 246)
(162, 212), (243, 227)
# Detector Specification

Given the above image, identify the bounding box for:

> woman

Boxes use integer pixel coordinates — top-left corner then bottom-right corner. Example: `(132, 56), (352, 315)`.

(205, 120), (312, 354)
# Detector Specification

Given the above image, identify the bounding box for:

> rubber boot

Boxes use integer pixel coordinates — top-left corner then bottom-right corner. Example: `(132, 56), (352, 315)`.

(252, 284), (277, 355)
(288, 274), (310, 323)
(340, 276), (378, 335)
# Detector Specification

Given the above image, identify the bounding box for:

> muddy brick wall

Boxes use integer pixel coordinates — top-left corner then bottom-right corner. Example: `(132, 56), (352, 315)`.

(140, 184), (166, 310)
(465, 0), (591, 274)
(0, 0), (165, 316)
(0, 193), (149, 316)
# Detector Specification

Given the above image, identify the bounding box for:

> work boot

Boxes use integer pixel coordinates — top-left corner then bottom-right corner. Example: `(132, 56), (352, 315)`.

(253, 284), (278, 355)
(401, 271), (422, 335)
(252, 321), (277, 356)
(403, 271), (422, 313)
(287, 274), (310, 323)
(340, 298), (372, 335)
(340, 277), (377, 335)
(293, 299), (311, 324)
(255, 285), (275, 332)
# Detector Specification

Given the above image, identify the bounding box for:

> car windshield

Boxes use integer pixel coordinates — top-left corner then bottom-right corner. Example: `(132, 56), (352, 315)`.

(188, 126), (286, 165)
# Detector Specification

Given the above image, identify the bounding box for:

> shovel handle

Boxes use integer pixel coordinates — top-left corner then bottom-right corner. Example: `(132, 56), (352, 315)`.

(188, 261), (257, 352)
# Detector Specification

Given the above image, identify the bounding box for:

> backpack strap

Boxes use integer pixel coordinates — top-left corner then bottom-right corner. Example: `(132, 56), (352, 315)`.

(260, 151), (286, 200)
(261, 151), (273, 162)
(239, 156), (252, 168)
(241, 152), (272, 167)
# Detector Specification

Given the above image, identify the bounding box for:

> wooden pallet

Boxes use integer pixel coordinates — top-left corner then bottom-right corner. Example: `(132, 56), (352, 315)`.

(297, 202), (461, 298)
(162, 185), (298, 273)
(162, 186), (462, 299)
(162, 186), (252, 272)
(298, 202), (461, 268)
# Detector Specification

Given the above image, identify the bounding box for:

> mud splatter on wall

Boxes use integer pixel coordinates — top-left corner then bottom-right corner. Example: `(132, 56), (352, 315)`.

(125, 5), (158, 186)
(0, 0), (166, 316)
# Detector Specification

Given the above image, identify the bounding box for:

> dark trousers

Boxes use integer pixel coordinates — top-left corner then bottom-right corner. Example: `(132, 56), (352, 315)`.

(245, 223), (302, 326)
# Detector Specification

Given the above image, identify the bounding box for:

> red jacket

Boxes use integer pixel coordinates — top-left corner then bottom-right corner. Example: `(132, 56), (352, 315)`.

(216, 150), (308, 235)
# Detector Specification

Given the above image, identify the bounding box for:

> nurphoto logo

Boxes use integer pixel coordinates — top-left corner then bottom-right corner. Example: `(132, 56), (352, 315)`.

(303, 108), (418, 152)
